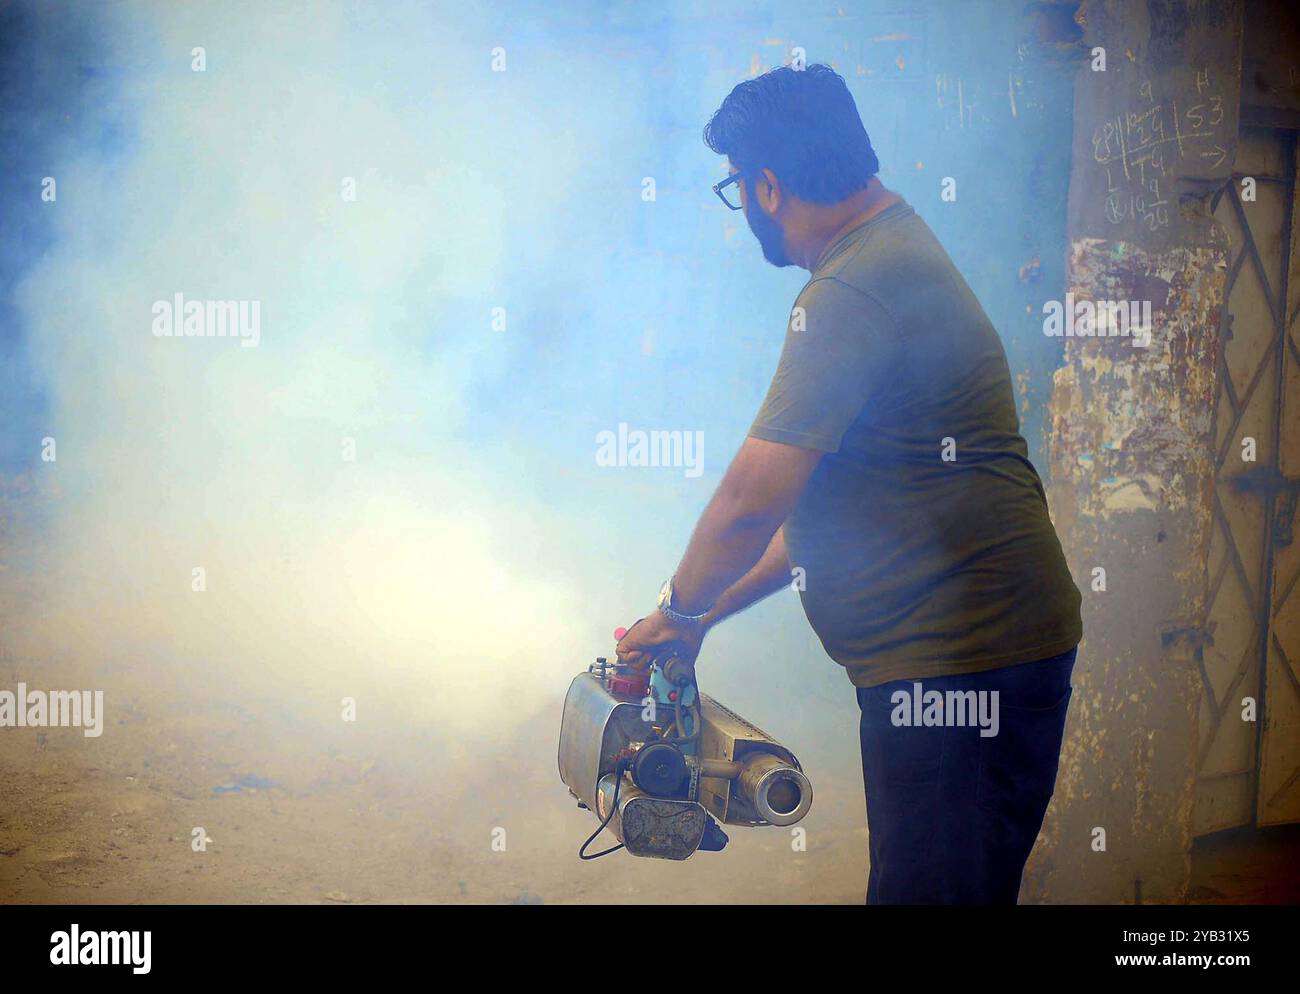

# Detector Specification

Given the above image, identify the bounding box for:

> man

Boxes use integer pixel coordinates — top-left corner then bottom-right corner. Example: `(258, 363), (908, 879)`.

(614, 64), (1083, 904)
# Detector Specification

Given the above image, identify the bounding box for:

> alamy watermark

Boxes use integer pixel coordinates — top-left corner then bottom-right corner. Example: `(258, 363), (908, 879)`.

(888, 682), (999, 738)
(0, 683), (104, 738)
(152, 292), (261, 348)
(596, 422), (704, 478)
(1043, 294), (1152, 347)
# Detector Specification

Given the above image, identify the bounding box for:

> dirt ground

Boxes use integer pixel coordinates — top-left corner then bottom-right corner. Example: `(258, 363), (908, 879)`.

(0, 646), (872, 905)
(1, 645), (1295, 905)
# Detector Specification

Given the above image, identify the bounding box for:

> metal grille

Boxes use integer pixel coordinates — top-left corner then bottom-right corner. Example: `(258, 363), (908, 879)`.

(1194, 127), (1300, 835)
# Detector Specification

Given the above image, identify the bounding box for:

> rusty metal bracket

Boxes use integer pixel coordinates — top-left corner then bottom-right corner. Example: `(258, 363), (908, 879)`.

(1229, 465), (1300, 547)
(1161, 621), (1217, 651)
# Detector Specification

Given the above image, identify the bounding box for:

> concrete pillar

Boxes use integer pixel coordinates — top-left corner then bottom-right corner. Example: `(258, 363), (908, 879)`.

(1024, 0), (1243, 903)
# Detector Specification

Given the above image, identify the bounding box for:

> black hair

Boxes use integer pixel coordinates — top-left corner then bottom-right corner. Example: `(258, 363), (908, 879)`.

(702, 64), (880, 204)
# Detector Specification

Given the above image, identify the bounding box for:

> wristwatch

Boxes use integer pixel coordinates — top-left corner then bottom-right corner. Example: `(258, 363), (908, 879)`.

(657, 577), (711, 625)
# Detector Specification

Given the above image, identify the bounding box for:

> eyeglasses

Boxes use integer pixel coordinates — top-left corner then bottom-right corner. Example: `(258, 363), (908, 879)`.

(712, 172), (745, 211)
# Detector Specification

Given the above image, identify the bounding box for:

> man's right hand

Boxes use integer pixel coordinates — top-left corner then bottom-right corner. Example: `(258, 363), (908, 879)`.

(614, 610), (707, 672)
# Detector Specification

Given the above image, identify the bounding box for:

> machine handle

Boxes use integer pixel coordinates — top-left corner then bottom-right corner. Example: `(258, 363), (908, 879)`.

(613, 623), (692, 680)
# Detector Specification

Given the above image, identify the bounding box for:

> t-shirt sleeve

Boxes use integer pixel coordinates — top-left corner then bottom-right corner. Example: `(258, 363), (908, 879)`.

(748, 277), (896, 453)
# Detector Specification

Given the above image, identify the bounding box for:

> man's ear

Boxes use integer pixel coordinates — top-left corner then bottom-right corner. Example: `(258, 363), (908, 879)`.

(756, 168), (781, 214)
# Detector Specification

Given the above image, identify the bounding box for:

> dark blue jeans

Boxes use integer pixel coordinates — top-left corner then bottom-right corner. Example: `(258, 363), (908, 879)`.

(857, 646), (1077, 904)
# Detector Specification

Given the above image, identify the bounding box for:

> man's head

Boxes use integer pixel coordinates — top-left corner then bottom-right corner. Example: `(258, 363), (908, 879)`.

(703, 65), (881, 268)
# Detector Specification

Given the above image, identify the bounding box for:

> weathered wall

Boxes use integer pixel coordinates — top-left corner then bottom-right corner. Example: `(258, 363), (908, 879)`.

(1025, 0), (1243, 903)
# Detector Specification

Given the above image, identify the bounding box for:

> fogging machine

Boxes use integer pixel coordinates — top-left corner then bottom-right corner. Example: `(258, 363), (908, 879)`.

(558, 650), (813, 860)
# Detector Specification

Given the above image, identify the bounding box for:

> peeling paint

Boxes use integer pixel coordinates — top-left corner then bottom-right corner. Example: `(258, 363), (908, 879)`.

(1049, 237), (1223, 521)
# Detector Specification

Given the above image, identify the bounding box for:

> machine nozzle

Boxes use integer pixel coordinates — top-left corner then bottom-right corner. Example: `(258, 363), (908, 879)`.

(736, 752), (813, 826)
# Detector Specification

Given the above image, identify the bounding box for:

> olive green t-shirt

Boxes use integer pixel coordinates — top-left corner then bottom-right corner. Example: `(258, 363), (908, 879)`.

(749, 199), (1082, 688)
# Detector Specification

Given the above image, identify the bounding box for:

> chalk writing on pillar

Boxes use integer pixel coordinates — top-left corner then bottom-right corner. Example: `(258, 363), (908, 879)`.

(1091, 67), (1227, 233)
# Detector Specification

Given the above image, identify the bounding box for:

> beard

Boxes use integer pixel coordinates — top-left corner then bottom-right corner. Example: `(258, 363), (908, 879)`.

(744, 200), (793, 268)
